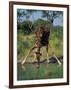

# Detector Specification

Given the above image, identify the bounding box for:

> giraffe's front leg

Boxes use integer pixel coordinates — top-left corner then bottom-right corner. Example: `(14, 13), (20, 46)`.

(21, 46), (36, 65)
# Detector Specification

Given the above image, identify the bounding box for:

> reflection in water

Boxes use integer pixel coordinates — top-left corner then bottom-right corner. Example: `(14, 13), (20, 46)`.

(17, 63), (63, 80)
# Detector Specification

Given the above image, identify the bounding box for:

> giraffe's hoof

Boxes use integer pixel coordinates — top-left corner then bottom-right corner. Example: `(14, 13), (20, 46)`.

(21, 60), (25, 65)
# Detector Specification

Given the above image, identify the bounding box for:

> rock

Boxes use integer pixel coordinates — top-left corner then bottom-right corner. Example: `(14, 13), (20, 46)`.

(48, 57), (57, 63)
(48, 56), (63, 64)
(58, 56), (63, 63)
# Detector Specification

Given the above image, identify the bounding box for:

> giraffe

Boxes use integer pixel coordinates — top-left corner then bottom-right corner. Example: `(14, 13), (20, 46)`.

(21, 26), (62, 66)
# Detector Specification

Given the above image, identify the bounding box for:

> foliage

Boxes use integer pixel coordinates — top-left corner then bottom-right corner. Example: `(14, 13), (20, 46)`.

(33, 19), (51, 29)
(42, 10), (63, 24)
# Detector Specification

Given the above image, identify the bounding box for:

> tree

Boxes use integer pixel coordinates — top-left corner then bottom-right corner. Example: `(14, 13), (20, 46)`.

(42, 11), (63, 24)
(17, 9), (36, 30)
(23, 10), (37, 32)
(22, 21), (34, 34)
(33, 19), (50, 30)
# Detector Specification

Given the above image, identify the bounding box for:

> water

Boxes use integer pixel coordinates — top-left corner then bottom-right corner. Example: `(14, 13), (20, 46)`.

(17, 63), (63, 81)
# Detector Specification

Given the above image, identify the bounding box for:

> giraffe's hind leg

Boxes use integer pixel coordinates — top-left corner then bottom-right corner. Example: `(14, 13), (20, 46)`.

(46, 45), (50, 63)
(49, 43), (62, 65)
(36, 47), (41, 68)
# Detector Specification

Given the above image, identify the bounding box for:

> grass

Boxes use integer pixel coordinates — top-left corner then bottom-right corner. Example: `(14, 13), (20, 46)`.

(17, 63), (63, 80)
